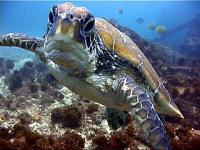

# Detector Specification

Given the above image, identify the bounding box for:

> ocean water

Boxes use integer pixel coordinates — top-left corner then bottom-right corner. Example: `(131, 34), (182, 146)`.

(1, 1), (200, 58)
(0, 1), (200, 150)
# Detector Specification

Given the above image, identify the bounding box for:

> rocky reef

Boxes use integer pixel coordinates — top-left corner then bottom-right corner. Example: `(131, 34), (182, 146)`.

(0, 58), (14, 76)
(0, 19), (200, 150)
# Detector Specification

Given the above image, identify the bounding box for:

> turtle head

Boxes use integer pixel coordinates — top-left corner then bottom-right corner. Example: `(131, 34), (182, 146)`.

(45, 2), (96, 52)
(44, 2), (97, 74)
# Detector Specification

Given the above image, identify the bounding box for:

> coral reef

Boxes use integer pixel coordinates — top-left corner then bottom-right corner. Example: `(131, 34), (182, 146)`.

(5, 70), (23, 92)
(0, 124), (85, 150)
(92, 123), (146, 150)
(166, 123), (200, 150)
(59, 130), (85, 150)
(5, 61), (36, 92)
(180, 16), (200, 57)
(43, 74), (59, 87)
(17, 112), (32, 125)
(0, 58), (14, 76)
(4, 60), (55, 93)
(92, 134), (109, 150)
(0, 19), (200, 150)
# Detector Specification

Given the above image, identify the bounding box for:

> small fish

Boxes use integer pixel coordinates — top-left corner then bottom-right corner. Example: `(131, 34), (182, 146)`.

(147, 23), (156, 30)
(136, 18), (144, 24)
(155, 25), (167, 34)
(118, 8), (123, 14)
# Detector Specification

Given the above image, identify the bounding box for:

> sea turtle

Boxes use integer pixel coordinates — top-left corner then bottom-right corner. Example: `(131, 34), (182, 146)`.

(0, 2), (183, 150)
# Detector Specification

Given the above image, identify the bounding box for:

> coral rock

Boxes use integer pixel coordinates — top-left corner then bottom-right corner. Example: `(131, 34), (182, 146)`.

(51, 105), (82, 128)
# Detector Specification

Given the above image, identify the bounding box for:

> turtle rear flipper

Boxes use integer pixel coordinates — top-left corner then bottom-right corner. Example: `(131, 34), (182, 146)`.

(112, 75), (171, 150)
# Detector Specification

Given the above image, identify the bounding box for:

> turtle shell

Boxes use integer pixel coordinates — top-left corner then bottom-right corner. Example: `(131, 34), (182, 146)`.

(95, 18), (183, 118)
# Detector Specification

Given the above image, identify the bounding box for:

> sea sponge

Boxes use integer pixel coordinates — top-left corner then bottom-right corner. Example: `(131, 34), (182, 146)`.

(51, 105), (82, 128)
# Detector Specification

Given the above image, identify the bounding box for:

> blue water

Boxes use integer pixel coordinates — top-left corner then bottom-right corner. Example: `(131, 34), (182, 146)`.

(0, 1), (200, 58)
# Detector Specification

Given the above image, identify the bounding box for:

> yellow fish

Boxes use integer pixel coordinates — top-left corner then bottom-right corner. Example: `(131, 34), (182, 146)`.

(155, 25), (167, 34)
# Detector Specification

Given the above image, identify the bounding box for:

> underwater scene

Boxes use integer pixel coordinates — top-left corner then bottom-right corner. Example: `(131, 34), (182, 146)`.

(0, 1), (200, 150)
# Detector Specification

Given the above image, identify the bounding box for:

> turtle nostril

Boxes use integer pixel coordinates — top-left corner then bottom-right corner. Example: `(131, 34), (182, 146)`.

(62, 18), (69, 24)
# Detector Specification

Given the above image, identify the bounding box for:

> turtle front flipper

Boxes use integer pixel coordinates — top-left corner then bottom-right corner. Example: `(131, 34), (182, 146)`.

(0, 33), (45, 55)
(112, 75), (171, 150)
(0, 33), (47, 62)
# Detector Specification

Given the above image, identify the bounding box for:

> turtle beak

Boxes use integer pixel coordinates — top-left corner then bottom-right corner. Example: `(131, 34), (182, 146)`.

(58, 18), (77, 37)
(47, 17), (78, 43)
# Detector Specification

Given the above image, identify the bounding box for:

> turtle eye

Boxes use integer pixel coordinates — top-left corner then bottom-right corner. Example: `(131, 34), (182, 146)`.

(49, 11), (54, 23)
(48, 5), (58, 24)
(81, 13), (95, 35)
(66, 11), (74, 22)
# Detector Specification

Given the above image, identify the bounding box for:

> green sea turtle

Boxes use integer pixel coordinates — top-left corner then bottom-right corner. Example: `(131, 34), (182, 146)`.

(0, 2), (183, 150)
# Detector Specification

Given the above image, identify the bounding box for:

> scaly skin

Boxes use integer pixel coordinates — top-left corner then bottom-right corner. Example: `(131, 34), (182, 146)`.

(112, 75), (171, 150)
(95, 18), (183, 119)
(0, 33), (46, 62)
(0, 33), (44, 52)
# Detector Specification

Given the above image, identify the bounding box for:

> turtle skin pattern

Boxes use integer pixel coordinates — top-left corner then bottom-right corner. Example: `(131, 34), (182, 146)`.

(112, 75), (171, 150)
(0, 33), (44, 52)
